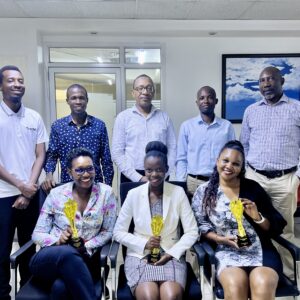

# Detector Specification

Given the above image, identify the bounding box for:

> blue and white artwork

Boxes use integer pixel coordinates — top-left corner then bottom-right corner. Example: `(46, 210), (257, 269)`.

(222, 55), (300, 123)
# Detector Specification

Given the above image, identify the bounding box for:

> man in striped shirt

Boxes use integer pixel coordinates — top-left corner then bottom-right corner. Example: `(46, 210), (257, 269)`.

(240, 66), (300, 277)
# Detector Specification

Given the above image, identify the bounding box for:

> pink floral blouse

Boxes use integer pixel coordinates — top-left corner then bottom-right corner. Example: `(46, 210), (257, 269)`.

(32, 182), (117, 256)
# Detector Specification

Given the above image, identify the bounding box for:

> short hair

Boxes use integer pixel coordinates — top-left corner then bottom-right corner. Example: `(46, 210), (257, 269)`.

(0, 65), (22, 85)
(66, 147), (94, 169)
(132, 74), (154, 89)
(144, 141), (169, 171)
(197, 86), (216, 100)
(66, 84), (88, 99)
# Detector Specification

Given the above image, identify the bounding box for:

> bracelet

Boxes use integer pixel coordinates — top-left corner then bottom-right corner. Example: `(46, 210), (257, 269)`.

(253, 212), (265, 224)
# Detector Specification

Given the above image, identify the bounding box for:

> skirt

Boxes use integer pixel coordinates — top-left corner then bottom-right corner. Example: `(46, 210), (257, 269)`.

(124, 255), (187, 294)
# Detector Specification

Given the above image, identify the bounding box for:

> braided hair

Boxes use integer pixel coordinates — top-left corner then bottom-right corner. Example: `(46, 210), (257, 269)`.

(202, 140), (246, 215)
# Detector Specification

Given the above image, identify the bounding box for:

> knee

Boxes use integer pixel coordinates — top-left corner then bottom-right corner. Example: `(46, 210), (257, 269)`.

(162, 289), (182, 300)
(51, 279), (69, 299)
(223, 279), (248, 298)
(251, 274), (278, 295)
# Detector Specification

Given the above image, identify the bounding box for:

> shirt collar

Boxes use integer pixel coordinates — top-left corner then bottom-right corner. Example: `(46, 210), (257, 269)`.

(259, 94), (288, 106)
(198, 114), (220, 126)
(132, 104), (157, 116)
(0, 100), (24, 117)
(67, 114), (91, 126)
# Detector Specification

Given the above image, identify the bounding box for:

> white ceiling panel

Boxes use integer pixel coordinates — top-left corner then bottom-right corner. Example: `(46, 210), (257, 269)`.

(0, 0), (28, 17)
(241, 0), (300, 20)
(0, 0), (298, 20)
(16, 0), (81, 18)
(137, 1), (195, 19)
(188, 0), (255, 20)
(75, 1), (136, 18)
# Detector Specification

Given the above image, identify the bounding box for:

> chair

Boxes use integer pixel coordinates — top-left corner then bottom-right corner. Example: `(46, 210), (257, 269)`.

(197, 235), (300, 299)
(10, 187), (110, 300)
(109, 181), (203, 300)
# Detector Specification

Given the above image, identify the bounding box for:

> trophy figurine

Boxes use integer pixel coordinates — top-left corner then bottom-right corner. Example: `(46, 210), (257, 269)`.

(229, 198), (251, 248)
(148, 215), (164, 264)
(63, 198), (83, 248)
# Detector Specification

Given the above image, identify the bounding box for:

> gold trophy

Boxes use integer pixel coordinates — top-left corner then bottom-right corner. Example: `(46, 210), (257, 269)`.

(63, 198), (83, 248)
(148, 215), (164, 264)
(229, 198), (251, 248)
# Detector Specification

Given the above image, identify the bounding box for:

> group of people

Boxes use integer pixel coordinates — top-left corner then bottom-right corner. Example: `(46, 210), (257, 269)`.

(0, 63), (299, 300)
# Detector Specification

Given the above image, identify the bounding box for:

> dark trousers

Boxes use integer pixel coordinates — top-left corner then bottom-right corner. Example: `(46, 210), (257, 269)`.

(120, 170), (145, 183)
(0, 193), (39, 299)
(29, 245), (101, 300)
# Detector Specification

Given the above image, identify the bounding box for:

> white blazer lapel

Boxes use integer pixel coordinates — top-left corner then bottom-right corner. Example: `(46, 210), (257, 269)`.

(139, 182), (153, 234)
(162, 182), (171, 222)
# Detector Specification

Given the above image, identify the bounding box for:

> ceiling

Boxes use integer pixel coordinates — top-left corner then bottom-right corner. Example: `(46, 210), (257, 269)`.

(0, 0), (300, 20)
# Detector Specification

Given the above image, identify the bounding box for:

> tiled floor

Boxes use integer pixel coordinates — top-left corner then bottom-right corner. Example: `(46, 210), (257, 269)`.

(9, 218), (300, 300)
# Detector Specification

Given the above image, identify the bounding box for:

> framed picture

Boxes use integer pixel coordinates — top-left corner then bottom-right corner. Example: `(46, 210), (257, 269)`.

(222, 53), (300, 123)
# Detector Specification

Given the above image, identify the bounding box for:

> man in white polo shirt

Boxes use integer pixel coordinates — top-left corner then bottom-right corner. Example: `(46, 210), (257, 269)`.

(0, 65), (48, 300)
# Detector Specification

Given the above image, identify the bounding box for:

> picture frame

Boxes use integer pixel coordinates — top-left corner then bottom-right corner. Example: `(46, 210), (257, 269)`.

(222, 53), (300, 123)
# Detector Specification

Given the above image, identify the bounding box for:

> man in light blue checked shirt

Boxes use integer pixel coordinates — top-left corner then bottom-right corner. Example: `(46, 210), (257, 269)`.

(240, 66), (300, 277)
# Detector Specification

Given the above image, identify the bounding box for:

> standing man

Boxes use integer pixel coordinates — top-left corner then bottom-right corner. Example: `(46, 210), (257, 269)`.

(176, 86), (235, 196)
(0, 65), (48, 299)
(112, 74), (176, 183)
(240, 66), (300, 276)
(42, 84), (114, 192)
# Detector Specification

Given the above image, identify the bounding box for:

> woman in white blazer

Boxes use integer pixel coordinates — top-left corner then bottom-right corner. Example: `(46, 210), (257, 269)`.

(113, 141), (198, 300)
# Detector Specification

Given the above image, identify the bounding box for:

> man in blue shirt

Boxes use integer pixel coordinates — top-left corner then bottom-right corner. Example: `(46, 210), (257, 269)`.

(42, 84), (113, 192)
(176, 86), (235, 196)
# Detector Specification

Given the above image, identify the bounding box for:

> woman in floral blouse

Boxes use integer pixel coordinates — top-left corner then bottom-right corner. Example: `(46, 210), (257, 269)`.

(30, 147), (117, 300)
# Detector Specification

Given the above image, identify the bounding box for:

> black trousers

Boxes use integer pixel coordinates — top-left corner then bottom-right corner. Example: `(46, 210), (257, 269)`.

(120, 170), (145, 183)
(0, 193), (39, 299)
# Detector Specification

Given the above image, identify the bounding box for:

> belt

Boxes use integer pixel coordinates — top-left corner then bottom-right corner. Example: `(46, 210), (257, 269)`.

(188, 174), (210, 181)
(248, 163), (297, 179)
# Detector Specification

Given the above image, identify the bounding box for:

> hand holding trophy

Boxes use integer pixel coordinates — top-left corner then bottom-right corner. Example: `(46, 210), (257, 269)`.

(229, 198), (251, 248)
(148, 215), (164, 264)
(63, 198), (84, 248)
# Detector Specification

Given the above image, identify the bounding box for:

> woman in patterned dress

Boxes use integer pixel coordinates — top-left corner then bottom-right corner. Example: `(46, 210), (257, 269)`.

(113, 141), (198, 300)
(192, 140), (286, 300)
(29, 147), (117, 300)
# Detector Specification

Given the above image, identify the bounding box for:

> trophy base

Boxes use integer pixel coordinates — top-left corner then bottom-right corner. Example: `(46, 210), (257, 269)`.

(70, 237), (84, 248)
(237, 235), (252, 248)
(147, 253), (161, 264)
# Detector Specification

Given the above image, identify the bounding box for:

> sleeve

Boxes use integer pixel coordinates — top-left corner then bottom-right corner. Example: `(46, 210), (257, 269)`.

(250, 181), (287, 237)
(84, 189), (117, 255)
(31, 192), (60, 247)
(191, 184), (216, 235)
(111, 113), (143, 182)
(240, 109), (250, 157)
(99, 123), (114, 186)
(113, 190), (148, 255)
(228, 122), (236, 141)
(166, 190), (198, 260)
(176, 123), (188, 181)
(44, 123), (59, 174)
(36, 115), (49, 144)
(166, 116), (177, 176)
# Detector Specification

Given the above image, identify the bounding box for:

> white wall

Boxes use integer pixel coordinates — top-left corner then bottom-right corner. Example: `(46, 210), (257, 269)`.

(1, 18), (300, 138)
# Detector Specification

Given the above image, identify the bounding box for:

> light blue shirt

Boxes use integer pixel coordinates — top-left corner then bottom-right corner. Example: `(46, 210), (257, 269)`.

(240, 94), (300, 177)
(176, 115), (235, 181)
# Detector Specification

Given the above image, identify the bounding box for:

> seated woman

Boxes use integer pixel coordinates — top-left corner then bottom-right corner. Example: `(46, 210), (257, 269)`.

(192, 140), (287, 300)
(30, 147), (117, 300)
(113, 141), (198, 300)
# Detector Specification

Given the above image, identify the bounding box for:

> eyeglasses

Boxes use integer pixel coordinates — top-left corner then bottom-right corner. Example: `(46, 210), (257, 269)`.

(133, 85), (155, 94)
(73, 166), (95, 175)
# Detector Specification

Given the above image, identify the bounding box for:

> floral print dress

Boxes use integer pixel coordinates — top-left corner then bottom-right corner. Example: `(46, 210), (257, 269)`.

(192, 182), (263, 277)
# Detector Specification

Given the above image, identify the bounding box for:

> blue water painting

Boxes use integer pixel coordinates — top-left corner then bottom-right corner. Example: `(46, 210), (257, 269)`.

(223, 55), (300, 122)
